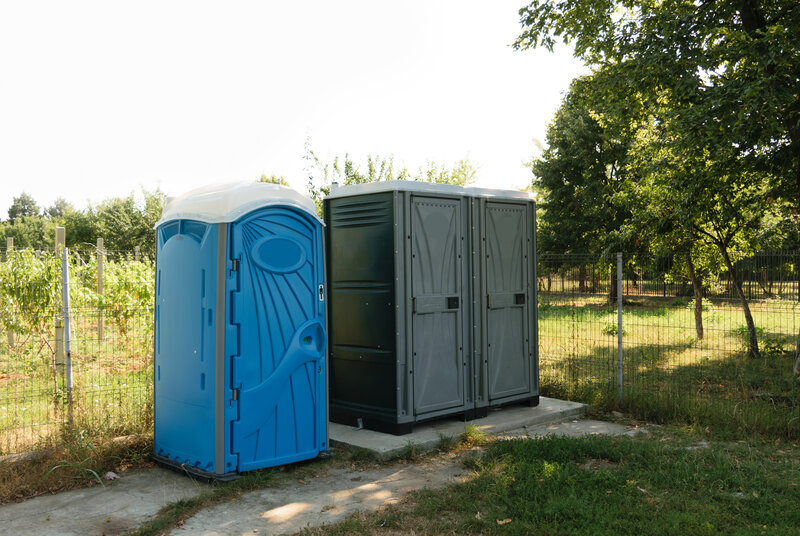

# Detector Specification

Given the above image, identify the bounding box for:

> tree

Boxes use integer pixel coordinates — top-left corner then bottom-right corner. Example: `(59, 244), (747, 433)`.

(45, 198), (73, 219)
(0, 216), (54, 249)
(92, 188), (166, 255)
(623, 116), (776, 357)
(258, 174), (290, 186)
(531, 83), (634, 297)
(531, 84), (631, 258)
(516, 0), (799, 358)
(306, 152), (476, 216)
(420, 159), (478, 186)
(515, 0), (800, 209)
(7, 193), (40, 223)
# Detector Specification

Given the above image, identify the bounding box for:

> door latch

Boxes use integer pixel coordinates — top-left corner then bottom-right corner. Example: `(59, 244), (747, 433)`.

(318, 284), (324, 301)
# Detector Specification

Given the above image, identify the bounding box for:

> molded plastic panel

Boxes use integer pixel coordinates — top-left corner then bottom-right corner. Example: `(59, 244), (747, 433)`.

(326, 195), (397, 417)
(485, 203), (530, 401)
(229, 207), (326, 471)
(154, 220), (219, 472)
(410, 197), (465, 415)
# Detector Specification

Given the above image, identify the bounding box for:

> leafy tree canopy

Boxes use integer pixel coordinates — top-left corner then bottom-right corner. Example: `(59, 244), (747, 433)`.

(7, 192), (41, 223)
(531, 81), (632, 257)
(258, 174), (290, 186)
(515, 0), (800, 207)
(306, 152), (479, 216)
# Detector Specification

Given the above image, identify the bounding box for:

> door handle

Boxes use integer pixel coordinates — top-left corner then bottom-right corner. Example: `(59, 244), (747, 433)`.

(447, 296), (459, 309)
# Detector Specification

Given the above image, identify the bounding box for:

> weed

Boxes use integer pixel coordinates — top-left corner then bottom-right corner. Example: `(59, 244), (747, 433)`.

(437, 433), (458, 452)
(343, 446), (377, 464)
(42, 428), (105, 485)
(461, 423), (489, 447)
(686, 298), (713, 312)
(601, 322), (625, 336)
(396, 442), (422, 461)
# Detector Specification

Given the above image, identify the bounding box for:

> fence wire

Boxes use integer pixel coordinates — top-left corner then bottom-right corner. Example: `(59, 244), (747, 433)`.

(2, 246), (799, 452)
(0, 246), (153, 454)
(538, 252), (800, 438)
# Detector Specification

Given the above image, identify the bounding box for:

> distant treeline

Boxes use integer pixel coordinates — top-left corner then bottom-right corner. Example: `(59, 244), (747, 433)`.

(0, 190), (166, 256)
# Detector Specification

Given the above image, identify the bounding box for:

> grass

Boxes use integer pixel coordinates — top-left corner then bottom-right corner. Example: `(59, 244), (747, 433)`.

(0, 427), (153, 504)
(538, 295), (800, 439)
(300, 431), (800, 535)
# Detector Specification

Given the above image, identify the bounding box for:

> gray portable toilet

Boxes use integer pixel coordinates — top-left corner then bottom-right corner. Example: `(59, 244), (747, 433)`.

(324, 180), (538, 435)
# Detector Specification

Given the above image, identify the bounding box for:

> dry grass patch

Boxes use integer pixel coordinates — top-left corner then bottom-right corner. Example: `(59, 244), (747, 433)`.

(0, 431), (153, 504)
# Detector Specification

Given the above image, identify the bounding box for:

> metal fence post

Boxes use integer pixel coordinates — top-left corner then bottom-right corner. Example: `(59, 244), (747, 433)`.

(97, 237), (104, 341)
(55, 227), (66, 385)
(6, 237), (13, 350)
(617, 252), (623, 403)
(61, 247), (74, 424)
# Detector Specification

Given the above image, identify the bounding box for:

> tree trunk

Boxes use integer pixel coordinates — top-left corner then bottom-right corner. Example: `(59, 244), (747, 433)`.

(719, 246), (760, 358)
(686, 252), (704, 340)
(794, 327), (800, 376)
(578, 265), (587, 292)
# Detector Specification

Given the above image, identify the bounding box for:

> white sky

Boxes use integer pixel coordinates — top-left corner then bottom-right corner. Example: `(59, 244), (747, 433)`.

(0, 1), (585, 219)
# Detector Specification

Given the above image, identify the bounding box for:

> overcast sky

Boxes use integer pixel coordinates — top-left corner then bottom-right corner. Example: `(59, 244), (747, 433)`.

(0, 1), (585, 219)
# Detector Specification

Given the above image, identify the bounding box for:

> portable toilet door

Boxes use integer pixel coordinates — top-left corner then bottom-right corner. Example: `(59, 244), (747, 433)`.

(408, 194), (468, 418)
(478, 196), (539, 408)
(154, 182), (327, 480)
(227, 201), (327, 472)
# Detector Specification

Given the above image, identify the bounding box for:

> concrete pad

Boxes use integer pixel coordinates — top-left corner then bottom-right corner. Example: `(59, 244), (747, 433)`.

(0, 467), (209, 536)
(329, 396), (587, 459)
(170, 455), (467, 536)
(502, 419), (647, 439)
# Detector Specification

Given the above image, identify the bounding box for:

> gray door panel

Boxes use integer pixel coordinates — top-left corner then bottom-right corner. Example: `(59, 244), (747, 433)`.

(486, 203), (530, 400)
(411, 197), (464, 415)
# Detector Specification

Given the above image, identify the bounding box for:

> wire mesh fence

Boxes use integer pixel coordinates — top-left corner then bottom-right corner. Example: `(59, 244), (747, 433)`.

(538, 252), (800, 438)
(0, 245), (153, 454)
(2, 244), (799, 452)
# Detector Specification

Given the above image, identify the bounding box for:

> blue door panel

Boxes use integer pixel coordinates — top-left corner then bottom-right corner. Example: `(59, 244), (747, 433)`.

(228, 207), (326, 471)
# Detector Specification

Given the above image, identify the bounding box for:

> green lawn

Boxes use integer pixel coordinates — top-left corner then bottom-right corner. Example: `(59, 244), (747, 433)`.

(538, 295), (800, 439)
(303, 432), (800, 535)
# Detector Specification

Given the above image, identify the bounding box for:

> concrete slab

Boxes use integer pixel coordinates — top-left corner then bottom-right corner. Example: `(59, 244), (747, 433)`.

(0, 467), (209, 536)
(502, 419), (647, 439)
(329, 396), (587, 459)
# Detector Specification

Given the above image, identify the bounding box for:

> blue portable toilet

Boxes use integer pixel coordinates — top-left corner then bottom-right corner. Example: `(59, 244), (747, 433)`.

(153, 182), (327, 480)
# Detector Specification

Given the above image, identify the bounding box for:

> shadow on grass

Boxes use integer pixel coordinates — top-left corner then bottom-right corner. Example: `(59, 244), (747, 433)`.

(542, 342), (800, 439)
